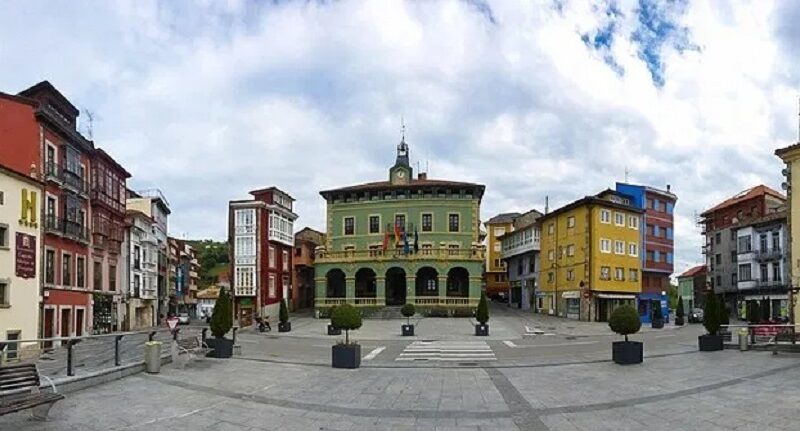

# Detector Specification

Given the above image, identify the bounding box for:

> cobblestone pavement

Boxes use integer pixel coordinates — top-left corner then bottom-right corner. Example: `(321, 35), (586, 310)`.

(2, 348), (799, 430)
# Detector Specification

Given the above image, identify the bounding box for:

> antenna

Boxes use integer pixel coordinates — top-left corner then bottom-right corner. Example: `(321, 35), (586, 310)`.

(83, 108), (95, 140)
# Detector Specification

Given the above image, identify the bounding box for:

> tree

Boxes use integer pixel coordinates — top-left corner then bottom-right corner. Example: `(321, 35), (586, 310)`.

(331, 304), (362, 344)
(608, 305), (641, 342)
(676, 296), (685, 318)
(476, 292), (489, 325)
(210, 287), (233, 338)
(279, 299), (289, 324)
(401, 303), (415, 325)
(702, 291), (720, 335)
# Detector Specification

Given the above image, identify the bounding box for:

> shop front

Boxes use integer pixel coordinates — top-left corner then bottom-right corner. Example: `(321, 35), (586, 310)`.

(562, 291), (581, 320)
(595, 293), (636, 322)
(738, 295), (788, 321)
(92, 293), (116, 334)
(637, 292), (670, 324)
(235, 297), (255, 326)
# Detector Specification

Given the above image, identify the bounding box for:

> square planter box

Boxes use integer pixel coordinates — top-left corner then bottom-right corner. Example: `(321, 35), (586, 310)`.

(402, 324), (415, 336)
(698, 334), (724, 351)
(327, 324), (342, 336)
(651, 319), (664, 329)
(206, 337), (233, 358)
(475, 324), (489, 336)
(278, 322), (291, 333)
(675, 316), (684, 326)
(332, 344), (361, 369)
(612, 341), (643, 365)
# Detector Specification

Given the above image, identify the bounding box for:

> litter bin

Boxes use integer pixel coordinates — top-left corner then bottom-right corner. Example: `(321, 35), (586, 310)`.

(144, 341), (163, 373)
(738, 328), (749, 351)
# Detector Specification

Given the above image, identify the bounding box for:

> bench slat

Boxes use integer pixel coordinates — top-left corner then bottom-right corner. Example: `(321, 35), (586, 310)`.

(0, 376), (40, 389)
(0, 393), (64, 415)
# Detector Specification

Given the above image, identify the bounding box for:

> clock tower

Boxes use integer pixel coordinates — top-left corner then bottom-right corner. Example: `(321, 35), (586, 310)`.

(389, 136), (412, 185)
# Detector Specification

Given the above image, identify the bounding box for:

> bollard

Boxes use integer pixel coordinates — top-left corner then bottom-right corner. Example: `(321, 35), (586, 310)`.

(738, 328), (749, 351)
(66, 340), (77, 377)
(115, 335), (124, 366)
(232, 327), (238, 345)
(149, 331), (157, 342)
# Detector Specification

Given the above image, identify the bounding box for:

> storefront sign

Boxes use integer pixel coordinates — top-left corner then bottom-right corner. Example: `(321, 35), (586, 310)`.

(15, 233), (36, 278)
(19, 188), (38, 228)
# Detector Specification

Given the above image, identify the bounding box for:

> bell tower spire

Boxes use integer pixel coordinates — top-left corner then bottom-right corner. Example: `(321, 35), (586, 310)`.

(390, 118), (412, 184)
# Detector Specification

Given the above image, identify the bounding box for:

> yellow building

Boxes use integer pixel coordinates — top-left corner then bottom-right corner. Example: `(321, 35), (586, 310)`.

(484, 213), (519, 299)
(775, 144), (800, 324)
(0, 164), (43, 360)
(538, 190), (643, 321)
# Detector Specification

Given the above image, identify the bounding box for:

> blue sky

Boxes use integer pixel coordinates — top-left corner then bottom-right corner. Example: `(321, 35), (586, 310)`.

(2, 0), (799, 274)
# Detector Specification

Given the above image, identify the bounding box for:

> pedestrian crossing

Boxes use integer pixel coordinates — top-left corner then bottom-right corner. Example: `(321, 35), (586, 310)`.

(395, 341), (496, 362)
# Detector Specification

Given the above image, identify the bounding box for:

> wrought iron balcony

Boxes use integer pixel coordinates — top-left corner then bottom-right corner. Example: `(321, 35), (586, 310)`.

(45, 161), (62, 184)
(44, 215), (88, 243)
(755, 248), (783, 261)
(756, 279), (787, 290)
(315, 246), (485, 263)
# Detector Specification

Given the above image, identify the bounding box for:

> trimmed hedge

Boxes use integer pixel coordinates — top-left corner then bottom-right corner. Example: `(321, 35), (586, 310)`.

(476, 293), (489, 325)
(331, 304), (362, 344)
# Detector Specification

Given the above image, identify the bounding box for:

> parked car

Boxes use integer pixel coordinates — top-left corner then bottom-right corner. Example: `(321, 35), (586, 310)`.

(177, 313), (191, 325)
(688, 308), (704, 323)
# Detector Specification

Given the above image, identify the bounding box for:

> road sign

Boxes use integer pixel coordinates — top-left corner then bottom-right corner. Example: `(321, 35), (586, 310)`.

(167, 317), (179, 332)
(582, 290), (590, 299)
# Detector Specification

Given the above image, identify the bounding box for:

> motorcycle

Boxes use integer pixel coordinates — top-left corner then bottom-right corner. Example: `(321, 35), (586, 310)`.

(254, 316), (271, 333)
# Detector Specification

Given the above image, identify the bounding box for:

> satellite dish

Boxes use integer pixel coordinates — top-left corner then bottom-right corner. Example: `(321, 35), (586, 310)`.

(782, 182), (789, 191)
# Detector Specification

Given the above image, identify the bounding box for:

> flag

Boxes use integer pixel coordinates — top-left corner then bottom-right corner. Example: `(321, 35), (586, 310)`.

(394, 222), (401, 245)
(413, 229), (419, 253)
(403, 231), (410, 255)
(382, 231), (389, 251)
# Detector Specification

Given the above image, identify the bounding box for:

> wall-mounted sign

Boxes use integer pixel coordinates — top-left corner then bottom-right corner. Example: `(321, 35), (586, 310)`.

(19, 188), (38, 228)
(15, 232), (36, 278)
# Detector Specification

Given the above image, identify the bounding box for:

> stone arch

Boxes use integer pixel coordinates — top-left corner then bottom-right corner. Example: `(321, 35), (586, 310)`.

(355, 267), (377, 298)
(415, 266), (439, 297)
(385, 267), (407, 306)
(446, 267), (469, 297)
(326, 268), (346, 298)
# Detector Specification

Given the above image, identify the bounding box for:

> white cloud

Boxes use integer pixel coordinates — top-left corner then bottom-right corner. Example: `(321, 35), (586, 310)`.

(1, 0), (797, 274)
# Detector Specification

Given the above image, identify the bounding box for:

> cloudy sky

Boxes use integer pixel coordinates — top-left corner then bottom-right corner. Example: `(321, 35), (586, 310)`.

(1, 0), (798, 274)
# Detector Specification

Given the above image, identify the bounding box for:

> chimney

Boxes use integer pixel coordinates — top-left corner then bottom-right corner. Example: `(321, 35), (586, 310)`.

(667, 184), (671, 192)
(418, 172), (427, 180)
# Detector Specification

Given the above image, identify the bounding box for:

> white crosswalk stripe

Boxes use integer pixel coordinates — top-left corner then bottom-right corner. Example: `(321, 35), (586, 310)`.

(396, 341), (496, 362)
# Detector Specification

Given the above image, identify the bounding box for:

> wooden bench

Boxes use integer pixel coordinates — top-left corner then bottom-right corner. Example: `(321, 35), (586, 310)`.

(0, 363), (64, 420)
(172, 336), (213, 369)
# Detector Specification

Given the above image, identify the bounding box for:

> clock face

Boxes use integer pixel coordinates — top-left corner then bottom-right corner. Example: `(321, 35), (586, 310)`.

(396, 170), (405, 178)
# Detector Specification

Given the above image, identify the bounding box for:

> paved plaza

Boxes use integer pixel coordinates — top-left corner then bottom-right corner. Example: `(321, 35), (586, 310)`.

(2, 306), (798, 430)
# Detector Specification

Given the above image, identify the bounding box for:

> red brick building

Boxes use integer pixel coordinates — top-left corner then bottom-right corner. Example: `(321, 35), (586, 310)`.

(229, 187), (297, 325)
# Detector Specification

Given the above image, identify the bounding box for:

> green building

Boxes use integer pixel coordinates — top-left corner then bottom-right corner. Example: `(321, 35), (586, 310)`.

(314, 139), (486, 313)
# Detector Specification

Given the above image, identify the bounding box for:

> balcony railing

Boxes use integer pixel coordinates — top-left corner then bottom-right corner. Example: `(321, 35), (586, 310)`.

(44, 215), (88, 243)
(45, 161), (62, 184)
(755, 248), (783, 261)
(756, 279), (787, 290)
(315, 246), (485, 263)
(314, 297), (478, 308)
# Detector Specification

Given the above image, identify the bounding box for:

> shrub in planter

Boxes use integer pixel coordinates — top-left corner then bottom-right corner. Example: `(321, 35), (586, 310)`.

(401, 303), (415, 336)
(278, 299), (291, 332)
(675, 296), (685, 326)
(209, 287), (234, 358)
(475, 293), (489, 336)
(609, 305), (643, 365)
(331, 304), (363, 368)
(651, 300), (664, 329)
(699, 292), (723, 351)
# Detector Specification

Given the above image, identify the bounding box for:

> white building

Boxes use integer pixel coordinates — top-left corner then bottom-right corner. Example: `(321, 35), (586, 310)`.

(126, 189), (171, 320)
(499, 209), (543, 310)
(735, 211), (788, 319)
(0, 165), (42, 360)
(121, 209), (159, 329)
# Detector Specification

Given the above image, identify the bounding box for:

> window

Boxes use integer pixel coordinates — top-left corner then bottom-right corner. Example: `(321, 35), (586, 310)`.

(628, 216), (639, 230)
(93, 261), (102, 291)
(109, 265), (116, 291)
(566, 244), (575, 256)
(653, 226), (660, 237)
(738, 235), (752, 253)
(600, 210), (611, 224)
(234, 209), (255, 234)
(344, 217), (355, 235)
(647, 198), (654, 209)
(614, 240), (624, 254)
(269, 274), (276, 298)
(0, 191), (3, 205)
(548, 249), (554, 261)
(772, 231), (781, 251)
(628, 243), (638, 257)
(566, 269), (574, 281)
(494, 227), (506, 236)
(731, 273), (737, 285)
(76, 257), (85, 288)
(269, 246), (276, 268)
(715, 232), (721, 244)
(567, 216), (575, 228)
(282, 250), (289, 271)
(547, 272), (554, 283)
(5, 330), (19, 360)
(666, 203), (674, 214)
(759, 233), (768, 252)
(369, 216), (380, 234)
(0, 281), (8, 306)
(133, 245), (141, 270)
(730, 230), (736, 241)
(614, 212), (625, 226)
(666, 228), (673, 239)
(730, 251), (737, 263)
(0, 224), (7, 248)
(629, 269), (638, 282)
(395, 214), (406, 230)
(235, 267), (255, 288)
(600, 266), (611, 280)
(517, 260), (523, 276)
(715, 254), (721, 265)
(133, 274), (141, 296)
(738, 264), (752, 281)
(760, 263), (768, 282)
(62, 254), (72, 286)
(666, 253), (673, 264)
(715, 275), (721, 287)
(448, 214), (459, 232)
(600, 239), (611, 253)
(44, 249), (56, 285)
(653, 251), (660, 262)
(773, 263), (782, 282)
(615, 267), (625, 281)
(421, 213), (432, 232)
(494, 242), (501, 252)
(548, 223), (555, 234)
(646, 251), (654, 262)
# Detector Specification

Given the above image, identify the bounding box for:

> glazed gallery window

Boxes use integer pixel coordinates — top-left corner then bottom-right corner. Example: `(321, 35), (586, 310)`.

(234, 208), (255, 234)
(448, 214), (459, 232)
(421, 213), (432, 232)
(738, 264), (752, 281)
(344, 217), (355, 235)
(369, 216), (380, 234)
(235, 266), (255, 288)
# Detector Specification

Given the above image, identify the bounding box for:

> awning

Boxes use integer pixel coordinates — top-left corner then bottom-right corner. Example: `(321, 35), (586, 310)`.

(561, 291), (580, 299)
(596, 293), (636, 300)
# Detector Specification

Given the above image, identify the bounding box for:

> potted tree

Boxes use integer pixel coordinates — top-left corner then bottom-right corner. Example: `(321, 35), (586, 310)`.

(331, 304), (363, 369)
(698, 292), (723, 351)
(208, 287), (234, 358)
(475, 293), (489, 336)
(401, 303), (415, 336)
(327, 306), (342, 335)
(278, 299), (291, 332)
(609, 305), (643, 365)
(651, 300), (664, 329)
(675, 296), (685, 326)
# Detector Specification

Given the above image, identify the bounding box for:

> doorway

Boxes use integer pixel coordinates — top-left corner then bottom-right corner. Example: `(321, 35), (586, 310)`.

(60, 308), (71, 346)
(44, 308), (55, 349)
(75, 309), (84, 337)
(385, 267), (406, 306)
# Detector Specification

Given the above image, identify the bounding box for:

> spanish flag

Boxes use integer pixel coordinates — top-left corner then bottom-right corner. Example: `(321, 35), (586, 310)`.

(382, 231), (390, 251)
(394, 222), (401, 245)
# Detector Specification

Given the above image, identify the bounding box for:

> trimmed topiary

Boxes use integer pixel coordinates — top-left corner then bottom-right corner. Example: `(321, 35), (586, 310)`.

(401, 303), (415, 325)
(702, 291), (720, 335)
(210, 287), (233, 338)
(279, 299), (289, 324)
(476, 292), (489, 325)
(608, 305), (641, 342)
(676, 296), (685, 318)
(331, 304), (362, 344)
(652, 301), (664, 321)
